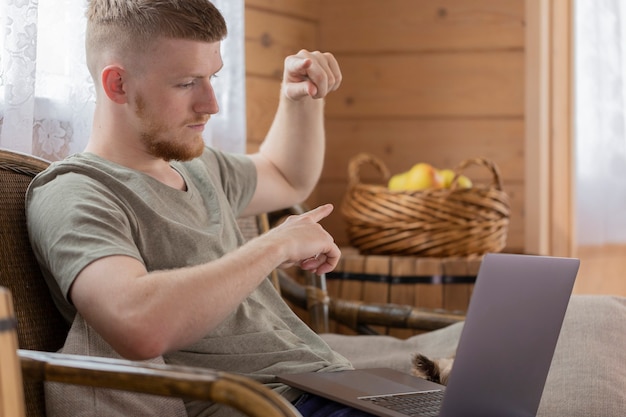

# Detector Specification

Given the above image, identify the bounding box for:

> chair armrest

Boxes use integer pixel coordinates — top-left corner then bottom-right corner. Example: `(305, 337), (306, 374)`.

(278, 269), (464, 334)
(329, 298), (466, 334)
(19, 350), (302, 417)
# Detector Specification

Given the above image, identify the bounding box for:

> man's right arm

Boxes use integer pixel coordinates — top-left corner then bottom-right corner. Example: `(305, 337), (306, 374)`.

(69, 204), (340, 360)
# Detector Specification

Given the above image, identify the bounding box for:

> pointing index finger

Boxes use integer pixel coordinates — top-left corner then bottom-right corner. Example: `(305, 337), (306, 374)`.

(304, 204), (334, 223)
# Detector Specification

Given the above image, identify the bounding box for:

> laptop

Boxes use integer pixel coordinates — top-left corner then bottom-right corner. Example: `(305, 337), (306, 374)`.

(278, 253), (579, 417)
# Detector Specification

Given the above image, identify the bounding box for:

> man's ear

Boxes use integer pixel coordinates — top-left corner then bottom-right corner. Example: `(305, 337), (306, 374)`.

(101, 65), (128, 104)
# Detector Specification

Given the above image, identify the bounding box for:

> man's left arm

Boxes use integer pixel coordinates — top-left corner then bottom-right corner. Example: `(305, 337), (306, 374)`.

(243, 50), (342, 216)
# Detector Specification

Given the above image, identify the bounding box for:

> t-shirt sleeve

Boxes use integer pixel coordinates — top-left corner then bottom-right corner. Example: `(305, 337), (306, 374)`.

(26, 171), (143, 304)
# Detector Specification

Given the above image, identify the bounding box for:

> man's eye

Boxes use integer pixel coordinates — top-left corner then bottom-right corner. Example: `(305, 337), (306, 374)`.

(180, 81), (196, 88)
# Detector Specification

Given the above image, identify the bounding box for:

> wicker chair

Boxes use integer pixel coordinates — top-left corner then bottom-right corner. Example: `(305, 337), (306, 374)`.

(0, 147), (463, 416)
(0, 149), (300, 417)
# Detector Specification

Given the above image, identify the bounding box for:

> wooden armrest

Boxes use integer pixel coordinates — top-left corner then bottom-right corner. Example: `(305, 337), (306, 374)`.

(328, 299), (465, 333)
(278, 269), (465, 334)
(19, 350), (302, 417)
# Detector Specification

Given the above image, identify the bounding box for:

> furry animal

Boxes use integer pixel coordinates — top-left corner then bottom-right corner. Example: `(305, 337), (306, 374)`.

(411, 353), (455, 386)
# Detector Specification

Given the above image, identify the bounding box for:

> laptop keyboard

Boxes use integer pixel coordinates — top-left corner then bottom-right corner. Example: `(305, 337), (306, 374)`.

(359, 390), (444, 417)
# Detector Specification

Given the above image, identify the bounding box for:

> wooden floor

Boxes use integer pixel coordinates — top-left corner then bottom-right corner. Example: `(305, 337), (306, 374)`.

(573, 244), (626, 296)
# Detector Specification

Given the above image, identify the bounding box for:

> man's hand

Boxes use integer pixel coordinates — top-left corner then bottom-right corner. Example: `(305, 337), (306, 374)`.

(266, 204), (341, 275)
(282, 50), (342, 101)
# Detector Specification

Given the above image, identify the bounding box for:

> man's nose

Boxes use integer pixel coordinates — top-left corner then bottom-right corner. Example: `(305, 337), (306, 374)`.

(194, 82), (219, 114)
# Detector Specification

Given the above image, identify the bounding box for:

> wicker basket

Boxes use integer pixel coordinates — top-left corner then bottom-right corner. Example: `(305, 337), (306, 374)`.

(340, 153), (510, 257)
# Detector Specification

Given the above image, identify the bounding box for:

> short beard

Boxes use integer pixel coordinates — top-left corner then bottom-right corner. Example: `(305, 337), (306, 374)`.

(141, 133), (205, 162)
(135, 94), (206, 162)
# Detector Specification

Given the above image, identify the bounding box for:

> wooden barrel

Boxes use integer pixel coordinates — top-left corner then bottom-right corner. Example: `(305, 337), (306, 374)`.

(326, 247), (482, 337)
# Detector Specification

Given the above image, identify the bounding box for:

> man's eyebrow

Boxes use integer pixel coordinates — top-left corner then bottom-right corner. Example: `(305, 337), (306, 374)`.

(189, 64), (223, 79)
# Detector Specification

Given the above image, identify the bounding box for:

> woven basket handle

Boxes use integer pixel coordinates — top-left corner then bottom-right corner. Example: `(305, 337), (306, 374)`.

(347, 153), (390, 187)
(454, 157), (504, 190)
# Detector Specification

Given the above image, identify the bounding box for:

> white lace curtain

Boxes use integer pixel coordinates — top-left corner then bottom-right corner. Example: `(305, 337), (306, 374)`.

(0, 0), (246, 161)
(575, 0), (626, 244)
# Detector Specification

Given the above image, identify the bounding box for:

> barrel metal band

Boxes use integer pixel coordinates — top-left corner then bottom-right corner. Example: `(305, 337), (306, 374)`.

(326, 271), (476, 285)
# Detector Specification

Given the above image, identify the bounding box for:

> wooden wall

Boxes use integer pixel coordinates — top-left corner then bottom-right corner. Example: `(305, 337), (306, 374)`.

(245, 0), (526, 252)
(245, 0), (320, 150)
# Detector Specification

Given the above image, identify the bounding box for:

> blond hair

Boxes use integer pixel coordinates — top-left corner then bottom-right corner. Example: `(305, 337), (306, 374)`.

(85, 0), (227, 80)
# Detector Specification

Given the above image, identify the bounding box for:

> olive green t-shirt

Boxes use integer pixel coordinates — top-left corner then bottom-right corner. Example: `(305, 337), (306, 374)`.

(26, 148), (352, 416)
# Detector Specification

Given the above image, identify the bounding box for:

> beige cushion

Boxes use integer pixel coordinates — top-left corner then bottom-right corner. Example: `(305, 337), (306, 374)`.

(321, 295), (626, 417)
(537, 295), (626, 417)
(45, 314), (187, 417)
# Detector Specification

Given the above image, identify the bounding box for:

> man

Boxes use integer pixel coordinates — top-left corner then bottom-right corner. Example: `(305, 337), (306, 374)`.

(26, 1), (379, 416)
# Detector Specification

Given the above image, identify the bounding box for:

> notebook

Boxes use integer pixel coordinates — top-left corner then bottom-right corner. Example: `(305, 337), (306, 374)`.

(278, 253), (580, 417)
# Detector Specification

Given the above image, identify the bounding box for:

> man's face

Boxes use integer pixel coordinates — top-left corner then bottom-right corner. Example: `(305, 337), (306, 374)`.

(127, 38), (223, 161)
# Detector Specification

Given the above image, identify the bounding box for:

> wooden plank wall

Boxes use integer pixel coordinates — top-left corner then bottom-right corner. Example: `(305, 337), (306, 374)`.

(244, 0), (320, 151)
(245, 0), (526, 252)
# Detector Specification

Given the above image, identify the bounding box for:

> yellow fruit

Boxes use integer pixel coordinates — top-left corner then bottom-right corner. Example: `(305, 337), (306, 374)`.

(438, 168), (473, 189)
(456, 174), (472, 189)
(438, 169), (455, 188)
(405, 163), (443, 191)
(388, 172), (408, 191)
(388, 163), (449, 191)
